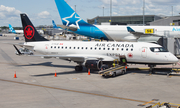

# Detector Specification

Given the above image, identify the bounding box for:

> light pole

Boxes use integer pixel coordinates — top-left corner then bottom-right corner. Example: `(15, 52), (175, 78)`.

(75, 5), (76, 12)
(103, 7), (104, 16)
(172, 6), (173, 16)
(110, 0), (112, 24)
(143, 0), (145, 26)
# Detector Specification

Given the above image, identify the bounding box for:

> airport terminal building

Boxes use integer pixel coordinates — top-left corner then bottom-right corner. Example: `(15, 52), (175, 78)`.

(87, 15), (180, 26)
(87, 15), (163, 25)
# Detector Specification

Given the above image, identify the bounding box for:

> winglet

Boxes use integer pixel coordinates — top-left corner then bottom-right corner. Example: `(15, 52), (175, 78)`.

(127, 27), (135, 33)
(13, 45), (22, 55)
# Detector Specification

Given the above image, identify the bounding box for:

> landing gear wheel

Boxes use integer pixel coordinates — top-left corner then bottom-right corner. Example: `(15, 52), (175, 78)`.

(75, 66), (83, 71)
(112, 72), (116, 77)
(122, 70), (125, 75)
(100, 37), (104, 41)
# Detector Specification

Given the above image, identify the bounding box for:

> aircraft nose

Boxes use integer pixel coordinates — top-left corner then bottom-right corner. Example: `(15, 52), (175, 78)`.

(169, 54), (179, 63)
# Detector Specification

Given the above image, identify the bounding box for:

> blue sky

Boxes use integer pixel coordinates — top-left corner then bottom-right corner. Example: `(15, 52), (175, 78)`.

(0, 0), (180, 27)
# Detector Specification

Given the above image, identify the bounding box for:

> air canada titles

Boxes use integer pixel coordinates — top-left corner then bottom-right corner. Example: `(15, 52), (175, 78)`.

(95, 43), (134, 47)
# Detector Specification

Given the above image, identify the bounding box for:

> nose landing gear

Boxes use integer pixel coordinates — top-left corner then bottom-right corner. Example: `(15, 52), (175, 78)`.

(149, 65), (156, 74)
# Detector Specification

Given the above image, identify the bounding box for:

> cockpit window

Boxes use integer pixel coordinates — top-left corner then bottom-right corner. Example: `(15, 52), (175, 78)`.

(150, 47), (168, 52)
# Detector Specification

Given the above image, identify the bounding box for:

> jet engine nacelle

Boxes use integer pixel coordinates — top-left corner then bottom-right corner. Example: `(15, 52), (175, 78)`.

(85, 60), (102, 70)
(69, 24), (78, 31)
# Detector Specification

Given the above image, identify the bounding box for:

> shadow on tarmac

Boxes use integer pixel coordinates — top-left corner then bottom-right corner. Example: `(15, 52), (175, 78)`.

(17, 62), (75, 69)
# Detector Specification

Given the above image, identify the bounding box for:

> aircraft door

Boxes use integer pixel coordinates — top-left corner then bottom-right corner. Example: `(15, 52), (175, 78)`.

(44, 44), (49, 54)
(141, 47), (147, 58)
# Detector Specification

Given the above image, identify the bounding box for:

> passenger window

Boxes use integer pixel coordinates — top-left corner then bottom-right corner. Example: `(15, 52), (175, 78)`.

(65, 47), (67, 49)
(131, 49), (133, 51)
(69, 47), (71, 49)
(86, 47), (88, 49)
(54, 46), (56, 49)
(95, 48), (97, 50)
(51, 46), (53, 48)
(108, 48), (110, 50)
(82, 47), (83, 49)
(78, 47), (79, 49)
(121, 48), (123, 51)
(103, 48), (105, 50)
(117, 48), (119, 50)
(126, 48), (128, 51)
(112, 48), (114, 50)
(58, 46), (60, 49)
(90, 47), (92, 50)
(99, 48), (101, 50)
(62, 47), (63, 49)
(74, 47), (76, 49)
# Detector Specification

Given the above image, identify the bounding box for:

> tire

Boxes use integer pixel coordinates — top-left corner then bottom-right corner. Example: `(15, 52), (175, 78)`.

(122, 70), (125, 75)
(75, 66), (83, 71)
(112, 72), (116, 77)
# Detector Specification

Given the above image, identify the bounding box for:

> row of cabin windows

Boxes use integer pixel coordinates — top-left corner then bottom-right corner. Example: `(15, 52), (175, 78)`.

(51, 46), (133, 51)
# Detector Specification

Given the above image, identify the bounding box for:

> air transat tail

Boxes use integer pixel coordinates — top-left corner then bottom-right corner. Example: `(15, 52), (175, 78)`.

(9, 24), (16, 34)
(54, 0), (109, 40)
(20, 14), (48, 42)
(52, 20), (60, 29)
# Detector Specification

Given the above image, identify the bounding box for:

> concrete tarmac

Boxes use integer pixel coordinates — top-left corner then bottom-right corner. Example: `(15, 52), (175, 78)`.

(0, 34), (180, 108)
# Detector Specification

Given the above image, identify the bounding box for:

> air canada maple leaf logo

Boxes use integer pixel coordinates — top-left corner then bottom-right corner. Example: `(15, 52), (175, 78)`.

(127, 53), (133, 58)
(24, 25), (35, 39)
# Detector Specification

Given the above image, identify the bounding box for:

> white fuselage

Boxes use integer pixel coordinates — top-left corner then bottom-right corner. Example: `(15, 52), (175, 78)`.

(25, 41), (178, 64)
(14, 30), (24, 34)
(11, 30), (44, 34)
(96, 25), (180, 41)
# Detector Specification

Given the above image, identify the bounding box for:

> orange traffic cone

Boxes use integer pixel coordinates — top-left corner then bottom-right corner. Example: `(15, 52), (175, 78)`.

(14, 71), (17, 78)
(54, 70), (57, 77)
(88, 69), (90, 75)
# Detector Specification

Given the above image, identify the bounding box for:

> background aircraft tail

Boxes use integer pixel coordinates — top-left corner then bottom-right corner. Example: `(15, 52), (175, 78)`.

(54, 0), (90, 28)
(52, 20), (60, 29)
(20, 14), (48, 42)
(9, 24), (16, 33)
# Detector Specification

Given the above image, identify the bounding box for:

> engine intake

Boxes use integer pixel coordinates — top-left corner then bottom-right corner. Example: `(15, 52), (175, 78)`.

(85, 60), (102, 70)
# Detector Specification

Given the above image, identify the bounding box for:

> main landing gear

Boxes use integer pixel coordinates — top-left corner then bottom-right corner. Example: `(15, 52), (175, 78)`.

(75, 65), (83, 71)
(149, 65), (155, 74)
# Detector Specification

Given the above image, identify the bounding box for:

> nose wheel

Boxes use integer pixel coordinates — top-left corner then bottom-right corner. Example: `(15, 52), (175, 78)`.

(149, 65), (155, 74)
(75, 65), (83, 71)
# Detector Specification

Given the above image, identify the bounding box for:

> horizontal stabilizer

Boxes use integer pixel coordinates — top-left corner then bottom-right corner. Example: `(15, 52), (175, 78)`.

(57, 25), (78, 31)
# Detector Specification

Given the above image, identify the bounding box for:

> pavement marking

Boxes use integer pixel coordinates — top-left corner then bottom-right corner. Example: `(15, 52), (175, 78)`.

(138, 99), (159, 106)
(0, 79), (179, 107)
(0, 79), (155, 104)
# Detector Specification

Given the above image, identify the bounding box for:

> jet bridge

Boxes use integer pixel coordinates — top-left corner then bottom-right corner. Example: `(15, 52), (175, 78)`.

(138, 31), (180, 56)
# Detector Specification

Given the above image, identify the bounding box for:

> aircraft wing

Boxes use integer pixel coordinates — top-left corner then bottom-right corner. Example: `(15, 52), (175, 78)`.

(32, 54), (115, 63)
(13, 43), (34, 48)
(2, 42), (34, 48)
(127, 27), (161, 37)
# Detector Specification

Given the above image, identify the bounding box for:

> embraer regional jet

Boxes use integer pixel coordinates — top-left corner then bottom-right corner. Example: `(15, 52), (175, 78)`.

(14, 14), (178, 72)
(54, 0), (180, 41)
